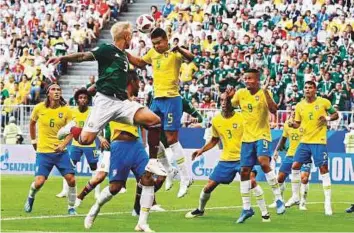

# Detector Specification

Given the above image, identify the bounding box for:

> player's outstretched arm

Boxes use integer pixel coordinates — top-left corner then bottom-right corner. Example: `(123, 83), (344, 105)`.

(46, 52), (95, 65)
(126, 52), (148, 68)
(172, 46), (195, 61)
(192, 137), (219, 160)
(29, 120), (37, 151)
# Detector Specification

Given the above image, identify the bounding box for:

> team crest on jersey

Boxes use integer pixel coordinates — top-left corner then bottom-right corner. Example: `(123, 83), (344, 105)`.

(299, 128), (304, 133)
(233, 124), (238, 128)
(164, 52), (169, 58)
(58, 113), (63, 118)
(315, 105), (319, 110)
(255, 96), (260, 101)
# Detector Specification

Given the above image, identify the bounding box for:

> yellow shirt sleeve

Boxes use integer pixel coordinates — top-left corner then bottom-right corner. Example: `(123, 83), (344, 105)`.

(31, 104), (40, 121)
(294, 104), (301, 122)
(142, 49), (153, 64)
(231, 90), (241, 107)
(323, 98), (332, 111)
(211, 123), (219, 138)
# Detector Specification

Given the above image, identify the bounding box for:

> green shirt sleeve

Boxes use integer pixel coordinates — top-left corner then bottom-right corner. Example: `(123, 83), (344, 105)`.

(182, 97), (203, 122)
(91, 44), (109, 62)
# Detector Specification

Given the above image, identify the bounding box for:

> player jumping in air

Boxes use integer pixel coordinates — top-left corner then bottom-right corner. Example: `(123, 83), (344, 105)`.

(185, 93), (270, 222)
(24, 84), (77, 215)
(227, 69), (286, 223)
(46, 22), (165, 176)
(288, 80), (338, 216)
(84, 71), (158, 232)
(127, 28), (195, 198)
(270, 106), (312, 210)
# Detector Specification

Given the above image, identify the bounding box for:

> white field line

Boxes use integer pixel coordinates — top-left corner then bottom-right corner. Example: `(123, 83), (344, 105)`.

(1, 202), (352, 221)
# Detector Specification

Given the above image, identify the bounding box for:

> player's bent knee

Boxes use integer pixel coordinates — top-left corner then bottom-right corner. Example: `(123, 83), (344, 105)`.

(292, 162), (301, 170)
(301, 176), (309, 184)
(65, 174), (76, 187)
(34, 176), (46, 188)
(109, 182), (124, 195)
(250, 179), (257, 189)
(319, 165), (329, 174)
(140, 173), (155, 186)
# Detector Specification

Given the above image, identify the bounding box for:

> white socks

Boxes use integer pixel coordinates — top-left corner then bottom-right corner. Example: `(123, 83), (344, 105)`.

(279, 182), (285, 197)
(92, 171), (100, 197)
(251, 185), (268, 216)
(68, 185), (77, 208)
(62, 178), (69, 194)
(28, 182), (40, 198)
(265, 171), (282, 201)
(291, 169), (301, 200)
(198, 190), (211, 211)
(158, 142), (173, 173)
(240, 180), (251, 210)
(138, 185), (154, 226)
(170, 142), (190, 182)
(321, 173), (331, 202)
(97, 186), (114, 207)
(300, 183), (309, 204)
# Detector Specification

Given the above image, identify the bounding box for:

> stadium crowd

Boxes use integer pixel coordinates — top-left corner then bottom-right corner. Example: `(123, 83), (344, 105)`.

(1, 0), (354, 134)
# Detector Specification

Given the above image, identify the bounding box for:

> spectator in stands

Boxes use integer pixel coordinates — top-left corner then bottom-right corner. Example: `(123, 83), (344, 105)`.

(69, 87), (79, 106)
(161, 0), (174, 18)
(151, 5), (162, 21)
(3, 116), (23, 145)
(1, 94), (18, 128)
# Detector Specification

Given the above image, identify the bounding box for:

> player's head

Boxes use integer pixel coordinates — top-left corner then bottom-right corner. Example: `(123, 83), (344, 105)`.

(45, 83), (66, 107)
(244, 69), (260, 90)
(127, 70), (140, 97)
(220, 92), (232, 113)
(110, 21), (132, 49)
(74, 88), (90, 107)
(304, 81), (317, 99)
(150, 28), (169, 53)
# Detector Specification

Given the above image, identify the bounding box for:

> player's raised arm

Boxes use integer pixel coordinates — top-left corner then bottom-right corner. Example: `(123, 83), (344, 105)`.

(262, 77), (278, 114)
(126, 52), (148, 68)
(46, 52), (95, 65)
(192, 137), (220, 161)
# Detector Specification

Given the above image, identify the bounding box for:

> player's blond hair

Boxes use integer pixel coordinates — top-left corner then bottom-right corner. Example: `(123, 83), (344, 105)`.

(110, 22), (132, 42)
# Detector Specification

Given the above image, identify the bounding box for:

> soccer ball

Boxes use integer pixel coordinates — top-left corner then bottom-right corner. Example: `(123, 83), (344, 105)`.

(136, 14), (155, 34)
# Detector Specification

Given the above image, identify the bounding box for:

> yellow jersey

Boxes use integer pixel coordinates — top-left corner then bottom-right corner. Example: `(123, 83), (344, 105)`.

(282, 120), (301, 156)
(142, 48), (182, 98)
(71, 107), (96, 147)
(31, 102), (72, 153)
(231, 88), (272, 142)
(180, 62), (198, 82)
(295, 97), (333, 144)
(211, 112), (243, 161)
(109, 121), (139, 141)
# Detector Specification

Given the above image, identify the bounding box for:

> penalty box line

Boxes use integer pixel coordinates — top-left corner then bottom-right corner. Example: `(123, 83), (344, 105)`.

(1, 202), (352, 221)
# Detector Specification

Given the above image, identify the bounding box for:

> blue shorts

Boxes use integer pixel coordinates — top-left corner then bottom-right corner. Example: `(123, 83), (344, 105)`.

(241, 140), (271, 167)
(35, 151), (75, 178)
(279, 156), (312, 175)
(109, 140), (149, 182)
(210, 161), (257, 184)
(150, 96), (182, 131)
(70, 146), (98, 164)
(294, 143), (328, 167)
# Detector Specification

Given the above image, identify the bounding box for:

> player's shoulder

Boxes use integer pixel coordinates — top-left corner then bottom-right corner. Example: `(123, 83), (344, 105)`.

(317, 96), (331, 105)
(212, 112), (223, 123)
(33, 102), (46, 111)
(60, 105), (72, 113)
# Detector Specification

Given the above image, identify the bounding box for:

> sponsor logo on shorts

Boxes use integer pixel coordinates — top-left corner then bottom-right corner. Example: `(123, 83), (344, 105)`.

(112, 169), (117, 177)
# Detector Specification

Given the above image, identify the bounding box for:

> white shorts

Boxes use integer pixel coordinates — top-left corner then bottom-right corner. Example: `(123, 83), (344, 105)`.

(83, 92), (144, 133)
(97, 151), (110, 173)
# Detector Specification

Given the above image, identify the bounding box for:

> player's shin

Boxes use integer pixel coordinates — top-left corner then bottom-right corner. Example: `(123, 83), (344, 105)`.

(97, 186), (114, 206)
(134, 183), (143, 215)
(291, 169), (301, 200)
(170, 141), (190, 182)
(198, 190), (211, 211)
(240, 180), (251, 210)
(265, 171), (282, 201)
(251, 185), (268, 216)
(68, 185), (77, 209)
(78, 181), (96, 200)
(300, 183), (309, 205)
(138, 185), (154, 227)
(28, 182), (41, 198)
(157, 142), (172, 172)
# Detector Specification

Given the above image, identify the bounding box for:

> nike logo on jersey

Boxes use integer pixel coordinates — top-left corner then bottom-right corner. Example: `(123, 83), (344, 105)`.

(115, 54), (120, 57)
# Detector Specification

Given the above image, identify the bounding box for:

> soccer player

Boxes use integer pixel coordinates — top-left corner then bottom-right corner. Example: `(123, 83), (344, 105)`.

(24, 83), (77, 215)
(227, 69), (285, 223)
(127, 28), (195, 198)
(56, 88), (101, 199)
(47, 22), (165, 176)
(270, 106), (312, 210)
(84, 72), (157, 232)
(185, 93), (270, 222)
(288, 80), (339, 216)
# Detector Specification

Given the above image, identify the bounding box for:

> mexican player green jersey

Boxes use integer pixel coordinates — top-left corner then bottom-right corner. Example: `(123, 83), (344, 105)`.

(91, 43), (129, 99)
